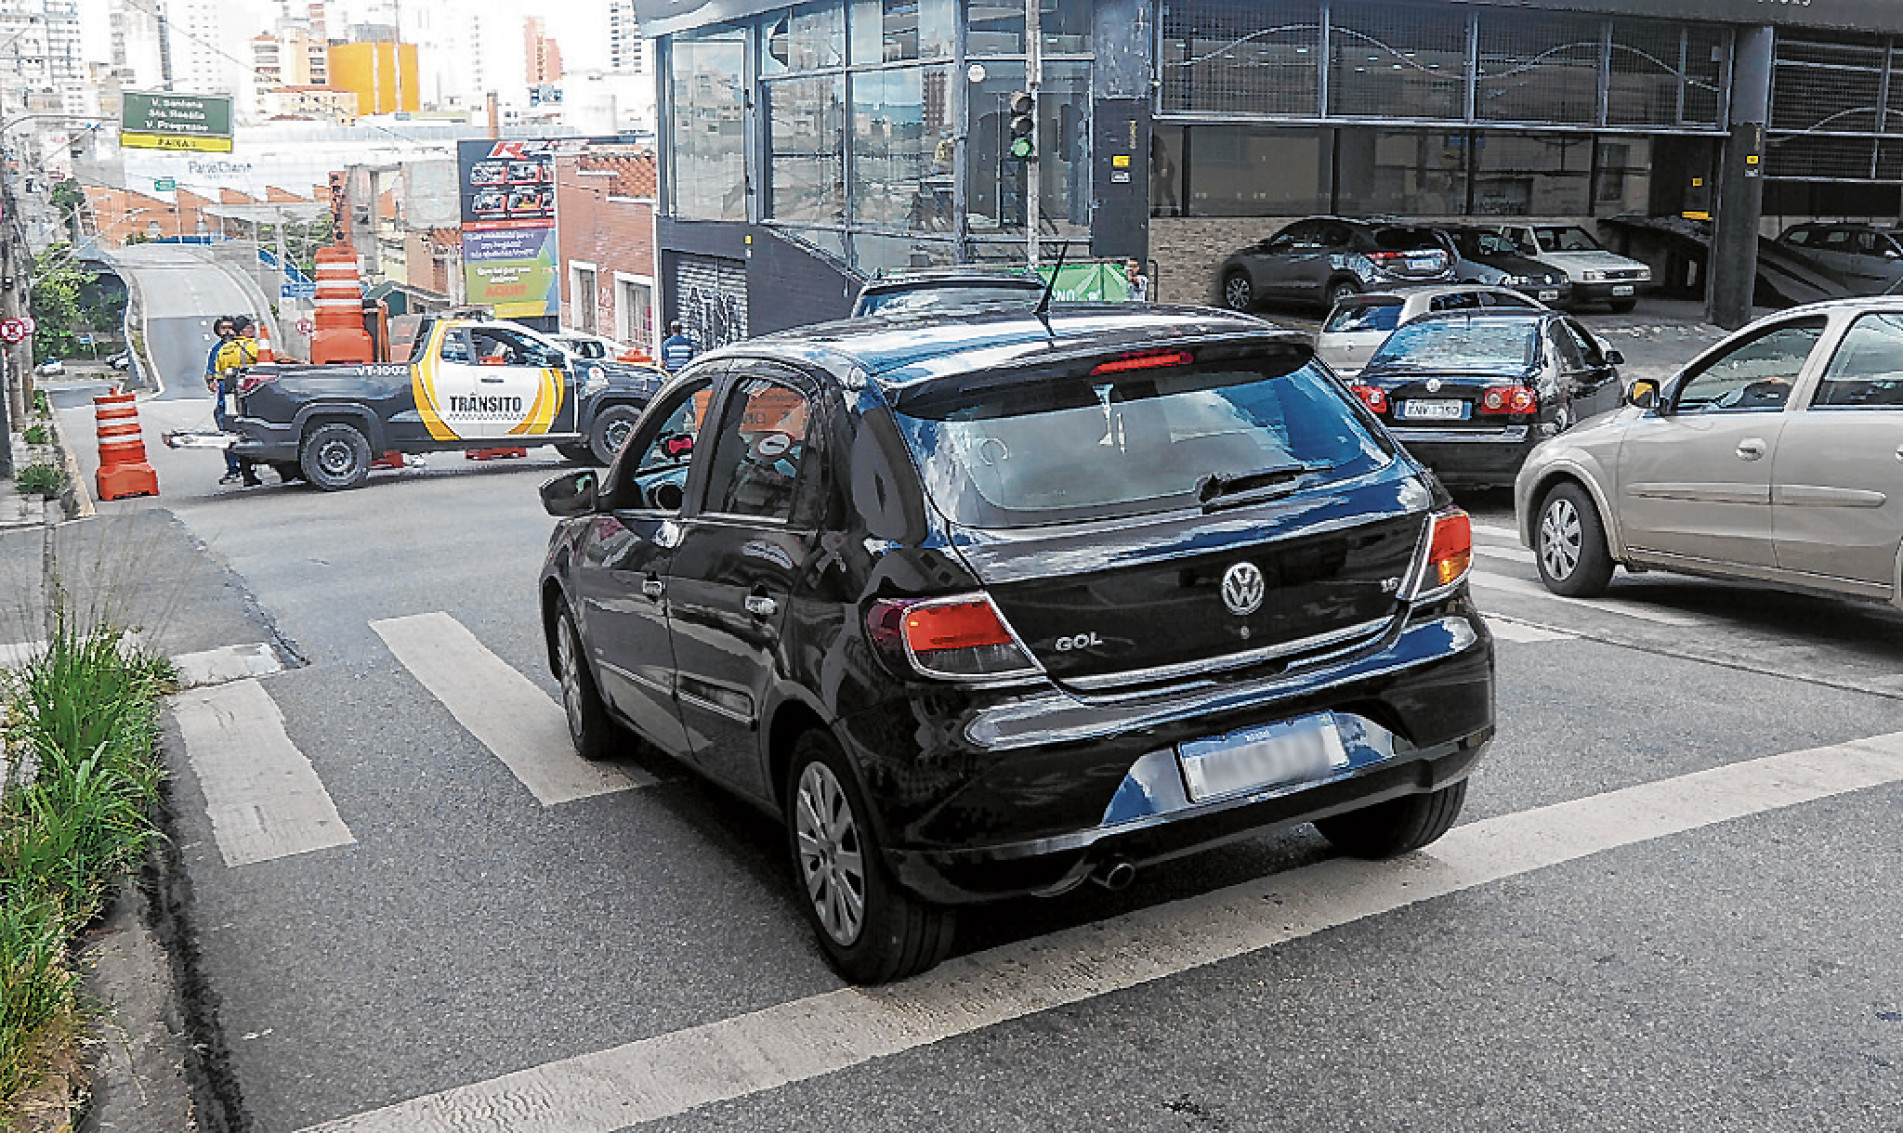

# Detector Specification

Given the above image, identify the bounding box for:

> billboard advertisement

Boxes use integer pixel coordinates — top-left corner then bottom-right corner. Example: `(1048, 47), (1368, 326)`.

(457, 138), (559, 319)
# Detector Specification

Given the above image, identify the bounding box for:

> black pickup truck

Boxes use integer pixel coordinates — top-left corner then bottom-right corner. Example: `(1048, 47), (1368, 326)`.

(228, 316), (662, 490)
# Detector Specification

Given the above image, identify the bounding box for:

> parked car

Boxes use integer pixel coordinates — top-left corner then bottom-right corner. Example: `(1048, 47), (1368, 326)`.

(1346, 309), (1625, 488)
(1773, 223), (1903, 297)
(107, 350), (131, 371)
(1317, 285), (1546, 377)
(1517, 297), (1903, 604)
(1217, 217), (1455, 313)
(555, 329), (657, 366)
(1437, 226), (1572, 306)
(537, 304), (1495, 982)
(851, 266), (1045, 317)
(1492, 224), (1650, 312)
(34, 359), (64, 377)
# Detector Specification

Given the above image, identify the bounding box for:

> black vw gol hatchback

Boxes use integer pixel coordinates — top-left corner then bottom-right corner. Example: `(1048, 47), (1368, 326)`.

(537, 306), (1494, 983)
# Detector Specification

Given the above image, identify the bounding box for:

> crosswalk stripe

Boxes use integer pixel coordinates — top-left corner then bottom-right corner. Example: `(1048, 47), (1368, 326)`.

(1472, 543), (1536, 566)
(172, 643), (285, 689)
(1484, 617), (1575, 644)
(1470, 521), (1520, 541)
(370, 612), (648, 805)
(172, 678), (356, 867)
(1468, 568), (1706, 627)
(294, 729), (1903, 1133)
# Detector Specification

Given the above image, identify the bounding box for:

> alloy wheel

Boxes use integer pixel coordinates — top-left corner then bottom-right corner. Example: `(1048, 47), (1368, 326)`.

(557, 616), (586, 743)
(1223, 275), (1252, 310)
(794, 761), (867, 946)
(1540, 496), (1583, 581)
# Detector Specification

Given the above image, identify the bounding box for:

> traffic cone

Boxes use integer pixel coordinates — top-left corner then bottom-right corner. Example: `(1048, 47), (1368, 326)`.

(466, 447), (529, 460)
(256, 321), (276, 363)
(94, 390), (160, 500)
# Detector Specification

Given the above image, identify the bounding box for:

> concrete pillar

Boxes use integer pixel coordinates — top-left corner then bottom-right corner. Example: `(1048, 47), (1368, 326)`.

(1708, 25), (1773, 330)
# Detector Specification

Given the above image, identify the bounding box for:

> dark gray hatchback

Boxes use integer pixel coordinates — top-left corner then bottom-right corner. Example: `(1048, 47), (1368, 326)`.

(537, 305), (1494, 982)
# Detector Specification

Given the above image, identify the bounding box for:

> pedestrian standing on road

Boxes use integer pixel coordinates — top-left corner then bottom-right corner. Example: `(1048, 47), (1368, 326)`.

(215, 316), (264, 487)
(660, 320), (699, 373)
(204, 316), (247, 484)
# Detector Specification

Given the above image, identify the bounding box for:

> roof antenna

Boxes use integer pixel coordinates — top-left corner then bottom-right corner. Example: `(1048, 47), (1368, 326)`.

(1033, 238), (1071, 322)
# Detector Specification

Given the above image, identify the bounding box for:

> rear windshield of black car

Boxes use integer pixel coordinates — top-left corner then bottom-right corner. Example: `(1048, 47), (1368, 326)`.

(858, 282), (1042, 316)
(1323, 302), (1401, 334)
(1370, 227), (1441, 251)
(891, 357), (1394, 529)
(1367, 318), (1538, 372)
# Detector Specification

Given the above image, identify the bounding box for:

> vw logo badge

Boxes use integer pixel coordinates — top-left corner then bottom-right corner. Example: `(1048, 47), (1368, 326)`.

(1425, 377), (1443, 393)
(1221, 561), (1266, 616)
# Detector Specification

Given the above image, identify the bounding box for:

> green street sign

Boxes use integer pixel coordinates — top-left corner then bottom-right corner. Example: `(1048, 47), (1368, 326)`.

(153, 178), (176, 192)
(121, 91), (234, 154)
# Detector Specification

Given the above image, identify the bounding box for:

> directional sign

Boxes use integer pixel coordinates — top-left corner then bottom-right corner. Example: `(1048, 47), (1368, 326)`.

(280, 281), (317, 299)
(153, 177), (177, 191)
(121, 91), (234, 154)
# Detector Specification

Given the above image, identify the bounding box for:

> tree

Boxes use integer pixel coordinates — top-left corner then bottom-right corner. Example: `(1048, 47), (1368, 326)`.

(50, 179), (85, 242)
(29, 245), (95, 360)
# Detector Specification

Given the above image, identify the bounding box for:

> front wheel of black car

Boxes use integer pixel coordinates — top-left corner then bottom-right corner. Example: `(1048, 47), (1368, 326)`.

(1535, 483), (1615, 598)
(1221, 270), (1254, 311)
(299, 422), (371, 491)
(556, 607), (615, 762)
(786, 731), (954, 984)
(588, 405), (641, 466)
(1316, 779), (1467, 859)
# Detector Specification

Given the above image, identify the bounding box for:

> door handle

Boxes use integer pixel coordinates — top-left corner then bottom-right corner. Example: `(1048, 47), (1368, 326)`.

(1735, 438), (1767, 461)
(744, 595), (778, 618)
(641, 578), (664, 599)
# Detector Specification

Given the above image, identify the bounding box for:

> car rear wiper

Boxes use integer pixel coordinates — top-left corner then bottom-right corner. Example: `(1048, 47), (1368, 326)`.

(1197, 462), (1337, 511)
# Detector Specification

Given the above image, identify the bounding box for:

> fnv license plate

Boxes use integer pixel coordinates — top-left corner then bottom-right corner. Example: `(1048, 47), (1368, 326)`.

(1537, 289), (1560, 302)
(1179, 714), (1351, 803)
(1399, 398), (1466, 420)
(1406, 256), (1438, 272)
(1611, 284), (1635, 296)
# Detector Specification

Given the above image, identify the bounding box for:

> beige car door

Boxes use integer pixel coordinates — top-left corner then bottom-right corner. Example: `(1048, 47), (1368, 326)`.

(1619, 317), (1829, 568)
(1771, 310), (1903, 594)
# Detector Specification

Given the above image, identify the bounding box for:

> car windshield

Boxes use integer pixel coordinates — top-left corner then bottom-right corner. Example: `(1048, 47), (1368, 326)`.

(859, 282), (1042, 316)
(1459, 231), (1522, 258)
(1323, 302), (1402, 334)
(892, 357), (1392, 529)
(1366, 318), (1539, 372)
(1535, 226), (1603, 253)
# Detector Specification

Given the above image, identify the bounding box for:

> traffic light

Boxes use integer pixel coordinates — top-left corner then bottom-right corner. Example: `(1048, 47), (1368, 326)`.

(1007, 91), (1036, 162)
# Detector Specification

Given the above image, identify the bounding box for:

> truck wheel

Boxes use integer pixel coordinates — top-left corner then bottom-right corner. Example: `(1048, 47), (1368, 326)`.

(300, 423), (372, 491)
(588, 405), (640, 466)
(556, 442), (599, 466)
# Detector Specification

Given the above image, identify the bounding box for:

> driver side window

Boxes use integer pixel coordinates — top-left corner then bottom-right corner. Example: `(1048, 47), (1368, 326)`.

(1673, 318), (1827, 414)
(607, 379), (715, 512)
(700, 377), (816, 522)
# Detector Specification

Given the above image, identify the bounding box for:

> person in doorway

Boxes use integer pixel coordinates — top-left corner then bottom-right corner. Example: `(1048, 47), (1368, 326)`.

(203, 315), (249, 484)
(213, 315), (264, 486)
(660, 320), (699, 373)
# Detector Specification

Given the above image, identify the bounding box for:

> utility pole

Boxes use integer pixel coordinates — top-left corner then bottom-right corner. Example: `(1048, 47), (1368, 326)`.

(1024, 0), (1040, 268)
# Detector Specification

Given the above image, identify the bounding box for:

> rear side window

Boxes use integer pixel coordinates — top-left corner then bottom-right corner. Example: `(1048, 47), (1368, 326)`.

(1323, 302), (1401, 334)
(1815, 312), (1903, 408)
(700, 378), (814, 521)
(891, 357), (1393, 529)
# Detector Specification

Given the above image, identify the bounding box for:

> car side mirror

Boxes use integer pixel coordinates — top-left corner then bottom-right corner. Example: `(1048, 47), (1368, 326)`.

(1604, 348), (1625, 366)
(1625, 378), (1659, 410)
(540, 469), (598, 518)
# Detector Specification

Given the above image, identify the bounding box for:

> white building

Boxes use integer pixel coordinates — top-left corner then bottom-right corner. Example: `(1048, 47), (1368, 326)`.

(607, 0), (643, 76)
(107, 0), (169, 89)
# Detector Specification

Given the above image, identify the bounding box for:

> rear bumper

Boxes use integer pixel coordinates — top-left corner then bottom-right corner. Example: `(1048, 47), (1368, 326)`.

(854, 602), (1494, 904)
(228, 417), (299, 463)
(1388, 425), (1537, 487)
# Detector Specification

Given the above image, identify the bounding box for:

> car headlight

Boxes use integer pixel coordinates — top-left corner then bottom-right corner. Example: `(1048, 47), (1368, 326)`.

(1635, 267), (1652, 281)
(1580, 270), (1605, 282)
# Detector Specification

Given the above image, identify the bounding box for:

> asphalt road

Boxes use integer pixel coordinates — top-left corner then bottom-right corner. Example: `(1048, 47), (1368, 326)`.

(108, 243), (265, 401)
(41, 282), (1903, 1132)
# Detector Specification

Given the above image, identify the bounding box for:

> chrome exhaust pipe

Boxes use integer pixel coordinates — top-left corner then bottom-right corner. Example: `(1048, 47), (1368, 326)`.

(1092, 857), (1137, 891)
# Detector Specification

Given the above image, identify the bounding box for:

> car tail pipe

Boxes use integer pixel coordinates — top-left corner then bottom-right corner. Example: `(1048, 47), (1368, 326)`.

(1091, 856), (1137, 891)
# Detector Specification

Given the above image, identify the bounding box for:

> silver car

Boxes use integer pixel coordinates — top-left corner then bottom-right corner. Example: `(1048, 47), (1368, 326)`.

(1515, 298), (1903, 607)
(1316, 285), (1546, 377)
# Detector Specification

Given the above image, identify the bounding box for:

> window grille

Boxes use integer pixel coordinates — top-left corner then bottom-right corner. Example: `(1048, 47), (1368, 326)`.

(1160, 0), (1319, 117)
(1476, 9), (1602, 126)
(1328, 1), (1467, 120)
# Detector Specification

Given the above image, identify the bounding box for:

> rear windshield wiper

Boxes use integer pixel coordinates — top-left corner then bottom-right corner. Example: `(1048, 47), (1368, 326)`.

(1197, 462), (1337, 510)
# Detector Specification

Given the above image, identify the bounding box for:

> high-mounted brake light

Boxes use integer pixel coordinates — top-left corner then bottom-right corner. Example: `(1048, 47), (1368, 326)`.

(1090, 350), (1194, 375)
(1350, 384), (1388, 414)
(1410, 508), (1473, 596)
(1478, 384), (1538, 415)
(868, 593), (1042, 680)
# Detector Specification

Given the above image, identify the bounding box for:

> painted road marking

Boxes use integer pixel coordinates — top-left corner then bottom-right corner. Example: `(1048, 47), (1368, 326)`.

(1471, 521), (1520, 542)
(173, 678), (355, 867)
(172, 642), (284, 689)
(1469, 568), (1705, 628)
(296, 729), (1903, 1133)
(370, 612), (647, 805)
(1485, 617), (1575, 644)
(1472, 543), (1536, 566)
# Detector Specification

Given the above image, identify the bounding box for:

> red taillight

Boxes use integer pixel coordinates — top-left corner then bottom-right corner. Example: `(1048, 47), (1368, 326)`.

(868, 594), (1041, 680)
(1350, 384), (1388, 414)
(1418, 508), (1473, 593)
(1477, 385), (1537, 415)
(1090, 350), (1193, 375)
(235, 370), (278, 397)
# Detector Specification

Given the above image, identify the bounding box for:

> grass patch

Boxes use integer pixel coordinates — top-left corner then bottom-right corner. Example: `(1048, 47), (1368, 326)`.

(32, 391), (49, 418)
(22, 424), (49, 446)
(0, 622), (173, 1117)
(13, 465), (62, 500)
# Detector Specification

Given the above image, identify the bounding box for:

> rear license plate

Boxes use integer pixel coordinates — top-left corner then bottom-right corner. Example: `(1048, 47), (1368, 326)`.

(1611, 284), (1635, 296)
(1406, 257), (1439, 273)
(1179, 714), (1351, 803)
(1399, 399), (1467, 420)
(1538, 289), (1559, 302)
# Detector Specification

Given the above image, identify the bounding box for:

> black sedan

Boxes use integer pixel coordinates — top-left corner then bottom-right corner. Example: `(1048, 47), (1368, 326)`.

(1438, 225), (1572, 307)
(1345, 309), (1624, 488)
(537, 305), (1495, 982)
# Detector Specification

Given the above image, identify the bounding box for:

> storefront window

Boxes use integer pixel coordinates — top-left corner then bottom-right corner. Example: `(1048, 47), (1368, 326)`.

(850, 0), (954, 63)
(852, 65), (955, 231)
(966, 63), (1089, 236)
(852, 232), (956, 274)
(1335, 129), (1466, 217)
(1151, 125), (1183, 217)
(765, 75), (847, 224)
(1593, 137), (1652, 216)
(1178, 126), (1325, 217)
(1472, 133), (1591, 216)
(670, 29), (748, 221)
(762, 3), (845, 76)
